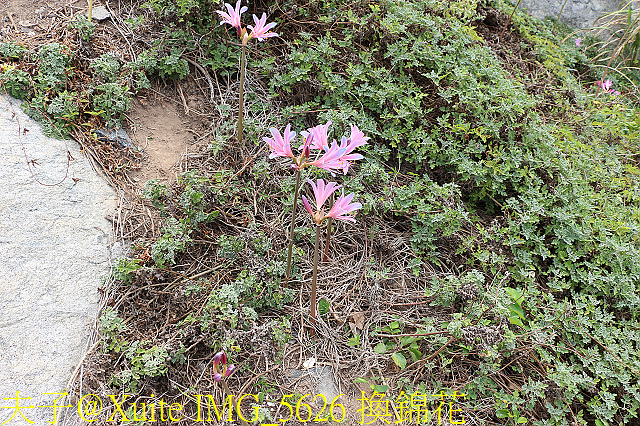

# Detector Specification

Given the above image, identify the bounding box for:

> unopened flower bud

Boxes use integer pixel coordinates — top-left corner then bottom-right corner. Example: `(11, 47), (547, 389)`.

(213, 373), (223, 382)
(303, 134), (313, 159)
(224, 364), (236, 377)
(213, 351), (227, 368)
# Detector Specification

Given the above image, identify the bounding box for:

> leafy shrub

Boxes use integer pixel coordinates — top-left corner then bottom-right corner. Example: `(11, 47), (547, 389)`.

(143, 0), (212, 28)
(146, 171), (224, 268)
(0, 41), (28, 59)
(0, 65), (31, 99)
(200, 270), (294, 330)
(178, 170), (218, 224)
(45, 90), (80, 136)
(143, 179), (169, 210)
(91, 53), (122, 83)
(217, 235), (244, 260)
(68, 15), (96, 42)
(151, 217), (192, 268)
(93, 82), (131, 126)
(35, 43), (71, 90)
(98, 307), (128, 352)
(110, 340), (169, 393)
(134, 48), (189, 80)
(112, 258), (144, 285)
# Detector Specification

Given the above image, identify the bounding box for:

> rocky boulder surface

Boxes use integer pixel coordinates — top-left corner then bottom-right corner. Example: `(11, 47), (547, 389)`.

(0, 95), (116, 425)
(519, 0), (629, 29)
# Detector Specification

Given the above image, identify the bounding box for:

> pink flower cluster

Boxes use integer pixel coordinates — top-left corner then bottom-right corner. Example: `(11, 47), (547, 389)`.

(302, 179), (362, 225)
(264, 121), (369, 174)
(264, 121), (367, 225)
(596, 79), (620, 96)
(216, 0), (278, 42)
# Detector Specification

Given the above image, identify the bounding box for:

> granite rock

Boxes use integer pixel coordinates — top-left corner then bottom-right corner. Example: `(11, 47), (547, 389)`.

(518, 0), (630, 29)
(0, 95), (116, 425)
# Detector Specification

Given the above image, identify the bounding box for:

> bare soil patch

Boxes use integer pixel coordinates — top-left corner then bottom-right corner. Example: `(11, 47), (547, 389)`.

(1, 0), (81, 40)
(128, 95), (200, 186)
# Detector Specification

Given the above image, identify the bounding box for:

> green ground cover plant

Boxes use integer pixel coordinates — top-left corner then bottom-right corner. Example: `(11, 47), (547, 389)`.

(103, 0), (640, 422)
(4, 0), (640, 424)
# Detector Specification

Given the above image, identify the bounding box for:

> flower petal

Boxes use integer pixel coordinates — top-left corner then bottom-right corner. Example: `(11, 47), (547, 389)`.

(326, 192), (361, 222)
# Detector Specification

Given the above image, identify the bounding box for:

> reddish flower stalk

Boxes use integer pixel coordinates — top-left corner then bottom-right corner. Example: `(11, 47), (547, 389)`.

(499, 0), (522, 40)
(215, 1), (277, 145)
(284, 169), (301, 283)
(302, 179), (361, 332)
(310, 224), (321, 335)
(237, 37), (247, 145)
(322, 195), (334, 264)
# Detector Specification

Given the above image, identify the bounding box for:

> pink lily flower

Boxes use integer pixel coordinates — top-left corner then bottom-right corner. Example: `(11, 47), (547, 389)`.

(264, 125), (296, 159)
(301, 179), (341, 224)
(348, 124), (369, 148)
(335, 125), (369, 173)
(301, 121), (332, 150)
(334, 136), (363, 174)
(309, 179), (341, 209)
(306, 142), (346, 173)
(596, 79), (620, 95)
(326, 192), (362, 223)
(575, 37), (582, 47)
(216, 0), (247, 36)
(248, 13), (278, 41)
(302, 180), (361, 224)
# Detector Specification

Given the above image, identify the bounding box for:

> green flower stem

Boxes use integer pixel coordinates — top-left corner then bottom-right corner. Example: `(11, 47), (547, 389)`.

(237, 42), (247, 145)
(88, 0), (93, 20)
(221, 380), (249, 426)
(554, 0), (570, 31)
(310, 224), (321, 331)
(285, 169), (302, 282)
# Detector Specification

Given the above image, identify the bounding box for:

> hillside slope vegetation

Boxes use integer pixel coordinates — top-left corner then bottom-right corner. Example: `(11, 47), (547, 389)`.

(3, 0), (640, 424)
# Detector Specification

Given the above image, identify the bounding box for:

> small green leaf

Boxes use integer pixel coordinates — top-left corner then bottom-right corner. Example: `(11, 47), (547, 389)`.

(408, 347), (422, 361)
(508, 303), (525, 320)
(496, 409), (510, 418)
(517, 417), (528, 424)
(373, 342), (387, 354)
(400, 336), (417, 347)
(509, 315), (524, 327)
(391, 352), (407, 369)
(373, 384), (388, 393)
(319, 298), (330, 316)
(353, 377), (369, 384)
(504, 287), (522, 301)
